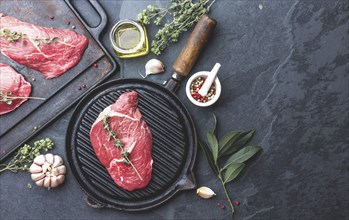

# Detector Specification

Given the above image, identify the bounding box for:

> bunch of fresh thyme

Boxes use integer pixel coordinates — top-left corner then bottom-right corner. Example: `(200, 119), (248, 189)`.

(103, 115), (143, 181)
(138, 0), (216, 55)
(0, 138), (54, 173)
(0, 28), (58, 46)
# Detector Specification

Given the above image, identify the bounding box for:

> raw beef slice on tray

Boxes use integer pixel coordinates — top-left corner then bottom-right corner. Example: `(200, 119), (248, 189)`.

(0, 63), (31, 115)
(0, 13), (88, 79)
(90, 91), (153, 191)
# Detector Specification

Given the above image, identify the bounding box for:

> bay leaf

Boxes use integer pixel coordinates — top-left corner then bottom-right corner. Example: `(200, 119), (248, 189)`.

(223, 162), (245, 184)
(211, 113), (217, 135)
(222, 145), (262, 170)
(207, 132), (219, 162)
(218, 131), (241, 157)
(199, 140), (219, 175)
(222, 129), (256, 156)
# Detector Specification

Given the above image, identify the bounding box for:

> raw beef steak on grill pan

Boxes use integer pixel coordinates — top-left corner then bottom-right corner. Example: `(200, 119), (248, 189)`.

(0, 63), (31, 115)
(90, 91), (153, 191)
(0, 13), (88, 79)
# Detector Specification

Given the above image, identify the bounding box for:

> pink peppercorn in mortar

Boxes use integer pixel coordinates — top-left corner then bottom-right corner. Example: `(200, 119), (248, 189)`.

(186, 71), (221, 107)
(190, 76), (216, 103)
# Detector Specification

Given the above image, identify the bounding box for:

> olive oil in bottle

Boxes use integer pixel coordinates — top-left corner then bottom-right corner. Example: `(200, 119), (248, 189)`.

(110, 20), (148, 58)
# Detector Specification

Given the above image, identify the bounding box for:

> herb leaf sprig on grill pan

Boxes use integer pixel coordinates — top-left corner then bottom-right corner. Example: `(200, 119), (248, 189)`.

(199, 114), (262, 218)
(103, 115), (143, 181)
(137, 0), (216, 55)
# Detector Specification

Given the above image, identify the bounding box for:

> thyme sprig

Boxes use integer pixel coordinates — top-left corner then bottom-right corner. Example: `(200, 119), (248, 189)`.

(138, 0), (216, 55)
(0, 138), (54, 173)
(103, 115), (143, 181)
(33, 36), (58, 46)
(0, 90), (46, 105)
(0, 28), (58, 46)
(0, 28), (25, 42)
(199, 114), (262, 219)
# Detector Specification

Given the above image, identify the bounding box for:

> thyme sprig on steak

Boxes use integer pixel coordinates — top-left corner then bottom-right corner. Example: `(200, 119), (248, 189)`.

(0, 28), (58, 46)
(0, 90), (45, 105)
(103, 114), (143, 181)
(0, 28), (24, 42)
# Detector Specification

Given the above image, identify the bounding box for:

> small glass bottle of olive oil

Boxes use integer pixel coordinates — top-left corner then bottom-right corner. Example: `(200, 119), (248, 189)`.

(110, 20), (149, 58)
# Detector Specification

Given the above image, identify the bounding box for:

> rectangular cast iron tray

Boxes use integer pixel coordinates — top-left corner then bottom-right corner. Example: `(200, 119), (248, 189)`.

(0, 0), (118, 161)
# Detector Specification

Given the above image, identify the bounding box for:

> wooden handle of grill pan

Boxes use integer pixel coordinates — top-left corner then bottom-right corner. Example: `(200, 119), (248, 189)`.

(172, 15), (217, 77)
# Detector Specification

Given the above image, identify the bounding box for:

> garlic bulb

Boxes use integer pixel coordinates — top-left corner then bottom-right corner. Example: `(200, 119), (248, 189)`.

(196, 186), (216, 199)
(140, 59), (165, 78)
(29, 154), (66, 188)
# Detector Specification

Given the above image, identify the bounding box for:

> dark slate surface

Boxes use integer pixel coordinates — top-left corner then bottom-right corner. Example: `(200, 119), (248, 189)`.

(1, 0), (348, 219)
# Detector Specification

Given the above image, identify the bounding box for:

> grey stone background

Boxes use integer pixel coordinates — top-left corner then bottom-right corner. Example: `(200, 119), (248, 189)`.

(1, 0), (348, 219)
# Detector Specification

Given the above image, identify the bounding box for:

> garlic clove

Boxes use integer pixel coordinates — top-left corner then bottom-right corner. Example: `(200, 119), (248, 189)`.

(52, 155), (63, 168)
(31, 173), (45, 181)
(45, 153), (54, 164)
(42, 162), (51, 173)
(50, 175), (65, 188)
(141, 58), (165, 78)
(33, 155), (46, 165)
(35, 178), (45, 187)
(52, 165), (66, 176)
(43, 176), (51, 188)
(196, 186), (216, 199)
(29, 163), (42, 173)
(56, 175), (65, 185)
(51, 176), (60, 188)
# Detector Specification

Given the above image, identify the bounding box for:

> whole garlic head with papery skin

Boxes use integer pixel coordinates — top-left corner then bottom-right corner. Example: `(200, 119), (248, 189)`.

(29, 154), (66, 188)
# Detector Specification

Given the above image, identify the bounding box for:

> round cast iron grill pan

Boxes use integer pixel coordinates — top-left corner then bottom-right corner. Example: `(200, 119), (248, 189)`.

(66, 79), (197, 211)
